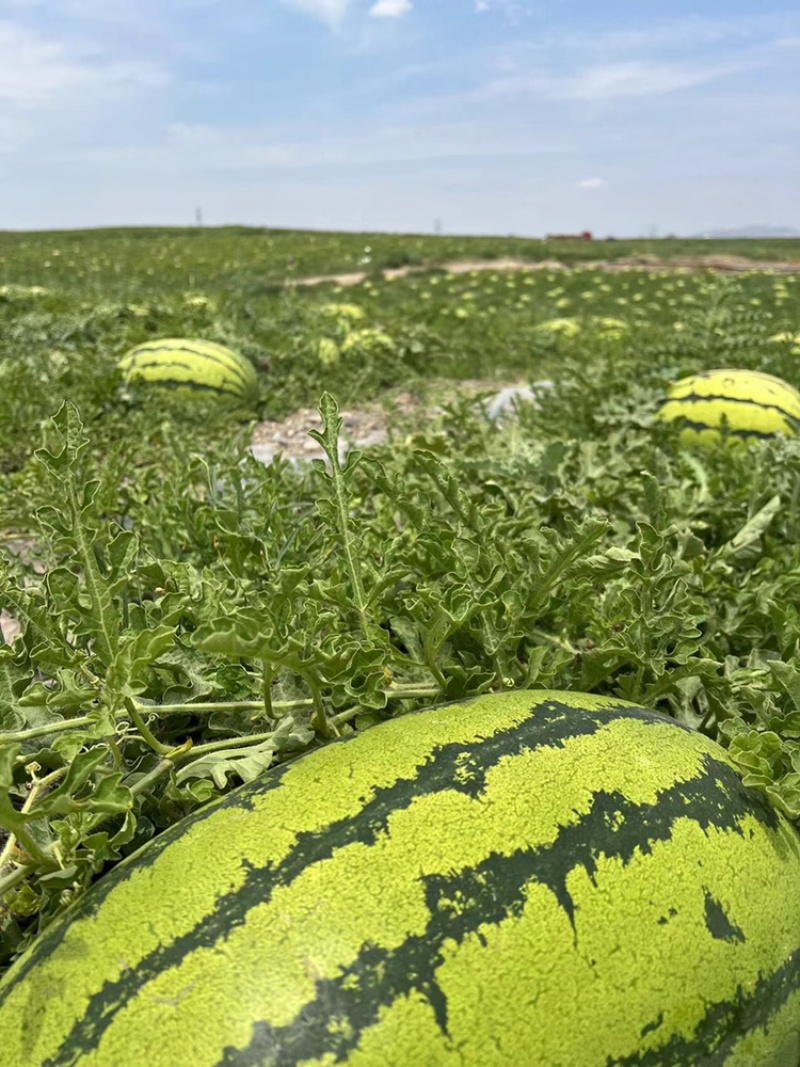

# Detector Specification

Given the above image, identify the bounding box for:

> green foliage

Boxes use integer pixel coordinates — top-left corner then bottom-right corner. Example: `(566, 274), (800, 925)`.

(0, 229), (800, 981)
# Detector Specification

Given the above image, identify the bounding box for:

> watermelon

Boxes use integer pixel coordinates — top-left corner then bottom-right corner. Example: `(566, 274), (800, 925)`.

(118, 338), (257, 402)
(340, 327), (397, 356)
(533, 317), (581, 338)
(657, 368), (800, 446)
(1, 690), (799, 1066)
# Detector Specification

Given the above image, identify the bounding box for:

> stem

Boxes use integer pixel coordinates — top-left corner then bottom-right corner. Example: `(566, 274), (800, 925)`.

(633, 664), (646, 699)
(128, 758), (175, 797)
(699, 706), (717, 734)
(78, 662), (103, 688)
(262, 662), (275, 718)
(315, 394), (372, 641)
(329, 706), (362, 728)
(529, 629), (579, 656)
(124, 698), (178, 757)
(478, 617), (506, 689)
(386, 685), (440, 700)
(174, 731), (279, 760)
(0, 862), (32, 897)
(131, 699), (313, 716)
(527, 521), (606, 615)
(107, 735), (123, 773)
(427, 660), (448, 690)
(309, 681), (335, 739)
(0, 716), (93, 745)
(0, 768), (67, 875)
(0, 689), (432, 759)
(7, 823), (53, 870)
(66, 475), (118, 666)
(81, 756), (182, 841)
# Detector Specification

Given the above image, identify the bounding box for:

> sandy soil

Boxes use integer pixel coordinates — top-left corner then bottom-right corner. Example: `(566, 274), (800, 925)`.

(290, 253), (800, 289)
(250, 378), (534, 466)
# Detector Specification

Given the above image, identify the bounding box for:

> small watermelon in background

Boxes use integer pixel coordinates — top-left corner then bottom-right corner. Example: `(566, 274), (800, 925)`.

(340, 326), (397, 357)
(1, 690), (799, 1066)
(591, 315), (629, 339)
(318, 302), (366, 332)
(769, 332), (800, 356)
(657, 368), (800, 446)
(317, 336), (341, 366)
(533, 316), (581, 338)
(118, 338), (258, 403)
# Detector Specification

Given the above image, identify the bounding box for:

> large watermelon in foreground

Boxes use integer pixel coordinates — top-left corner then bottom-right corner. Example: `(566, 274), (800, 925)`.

(118, 338), (257, 401)
(1, 691), (800, 1066)
(657, 368), (800, 446)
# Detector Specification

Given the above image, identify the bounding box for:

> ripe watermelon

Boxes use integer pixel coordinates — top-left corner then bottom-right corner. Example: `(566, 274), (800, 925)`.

(118, 338), (257, 402)
(1, 690), (799, 1066)
(657, 368), (800, 446)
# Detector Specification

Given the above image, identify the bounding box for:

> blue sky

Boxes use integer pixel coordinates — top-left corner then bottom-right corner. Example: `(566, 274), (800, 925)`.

(0, 0), (798, 235)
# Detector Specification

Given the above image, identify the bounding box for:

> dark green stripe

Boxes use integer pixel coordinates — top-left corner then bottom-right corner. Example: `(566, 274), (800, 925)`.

(669, 417), (777, 441)
(703, 890), (745, 944)
(0, 764), (292, 1006)
(127, 359), (248, 395)
(612, 948), (800, 1066)
(127, 344), (253, 389)
(40, 703), (779, 1065)
(212, 754), (789, 1066)
(131, 341), (252, 377)
(692, 371), (792, 387)
(131, 370), (243, 397)
(4, 697), (589, 1006)
(669, 392), (800, 427)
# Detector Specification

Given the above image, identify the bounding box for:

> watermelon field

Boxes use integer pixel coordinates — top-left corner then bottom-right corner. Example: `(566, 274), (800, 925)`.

(2, 226), (800, 1059)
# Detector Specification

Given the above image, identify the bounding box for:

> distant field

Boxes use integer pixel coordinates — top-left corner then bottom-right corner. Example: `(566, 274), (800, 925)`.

(0, 227), (799, 298)
(0, 228), (798, 455)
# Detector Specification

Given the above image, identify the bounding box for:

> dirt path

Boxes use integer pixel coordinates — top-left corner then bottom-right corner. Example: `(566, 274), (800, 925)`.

(290, 253), (800, 289)
(250, 378), (545, 467)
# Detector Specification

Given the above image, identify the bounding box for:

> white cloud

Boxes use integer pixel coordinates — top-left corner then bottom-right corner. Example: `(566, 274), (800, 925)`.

(369, 0), (411, 17)
(59, 113), (578, 174)
(0, 21), (167, 108)
(278, 0), (349, 28)
(553, 59), (755, 101)
(166, 123), (296, 165)
(477, 58), (758, 103)
(538, 17), (769, 54)
(473, 0), (523, 15)
(578, 177), (604, 189)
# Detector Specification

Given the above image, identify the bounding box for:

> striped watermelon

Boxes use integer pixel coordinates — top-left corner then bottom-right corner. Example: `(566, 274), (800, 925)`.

(118, 338), (258, 402)
(1, 690), (799, 1066)
(657, 368), (800, 446)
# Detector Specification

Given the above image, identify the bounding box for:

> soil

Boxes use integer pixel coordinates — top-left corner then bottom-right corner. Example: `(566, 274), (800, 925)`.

(250, 378), (532, 466)
(290, 253), (800, 289)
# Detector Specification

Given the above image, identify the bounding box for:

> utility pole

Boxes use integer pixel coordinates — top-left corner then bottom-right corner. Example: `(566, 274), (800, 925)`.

(196, 207), (203, 227)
